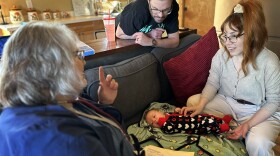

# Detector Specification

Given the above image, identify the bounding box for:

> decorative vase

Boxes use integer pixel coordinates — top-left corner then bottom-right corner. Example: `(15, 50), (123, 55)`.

(27, 11), (39, 21)
(42, 11), (52, 20)
(53, 11), (60, 20)
(9, 9), (24, 24)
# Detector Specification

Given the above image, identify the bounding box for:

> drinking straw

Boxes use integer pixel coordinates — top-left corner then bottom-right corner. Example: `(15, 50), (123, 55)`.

(108, 9), (110, 25)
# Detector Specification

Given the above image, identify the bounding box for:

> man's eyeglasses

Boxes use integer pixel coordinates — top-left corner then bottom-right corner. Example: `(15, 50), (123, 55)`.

(219, 33), (244, 44)
(76, 50), (85, 61)
(149, 3), (172, 15)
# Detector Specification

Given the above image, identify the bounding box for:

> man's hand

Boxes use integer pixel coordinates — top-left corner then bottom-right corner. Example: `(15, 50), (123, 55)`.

(147, 28), (165, 39)
(97, 66), (119, 105)
(133, 32), (154, 46)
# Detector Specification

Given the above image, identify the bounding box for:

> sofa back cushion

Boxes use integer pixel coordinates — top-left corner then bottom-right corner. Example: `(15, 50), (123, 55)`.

(84, 53), (160, 127)
(84, 46), (154, 70)
(163, 27), (219, 106)
(151, 34), (201, 102)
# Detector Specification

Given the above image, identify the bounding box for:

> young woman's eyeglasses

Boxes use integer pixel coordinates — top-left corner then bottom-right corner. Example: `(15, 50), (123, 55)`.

(149, 3), (172, 15)
(219, 33), (244, 44)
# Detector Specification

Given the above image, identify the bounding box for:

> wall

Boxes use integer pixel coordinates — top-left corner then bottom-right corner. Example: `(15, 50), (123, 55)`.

(261, 0), (280, 57)
(214, 0), (239, 34)
(0, 0), (127, 17)
(177, 0), (185, 29)
(0, 0), (72, 16)
(182, 0), (216, 35)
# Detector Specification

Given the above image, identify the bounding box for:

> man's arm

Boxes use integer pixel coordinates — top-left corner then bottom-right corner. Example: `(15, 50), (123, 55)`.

(153, 32), (179, 48)
(116, 24), (135, 40)
(117, 23), (179, 48)
(134, 31), (179, 48)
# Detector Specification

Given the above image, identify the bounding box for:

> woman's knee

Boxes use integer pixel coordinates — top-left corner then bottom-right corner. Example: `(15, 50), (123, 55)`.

(186, 94), (201, 106)
(186, 94), (226, 117)
(246, 134), (274, 155)
(246, 122), (278, 156)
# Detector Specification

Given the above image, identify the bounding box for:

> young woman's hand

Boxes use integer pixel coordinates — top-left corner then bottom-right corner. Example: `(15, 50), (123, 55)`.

(97, 66), (119, 105)
(174, 107), (181, 113)
(179, 104), (204, 117)
(227, 122), (250, 140)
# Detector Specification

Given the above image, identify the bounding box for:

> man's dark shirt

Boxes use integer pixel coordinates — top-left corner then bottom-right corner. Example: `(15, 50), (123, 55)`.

(119, 0), (179, 36)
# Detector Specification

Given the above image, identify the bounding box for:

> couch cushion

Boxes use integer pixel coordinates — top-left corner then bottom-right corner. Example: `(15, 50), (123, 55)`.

(151, 34), (201, 102)
(163, 27), (219, 106)
(84, 53), (160, 127)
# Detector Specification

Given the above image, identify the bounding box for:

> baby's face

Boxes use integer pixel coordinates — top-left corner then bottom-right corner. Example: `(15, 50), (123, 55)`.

(145, 110), (165, 128)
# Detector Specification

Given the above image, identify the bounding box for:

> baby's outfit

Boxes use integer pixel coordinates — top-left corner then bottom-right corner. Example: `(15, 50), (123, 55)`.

(157, 113), (232, 134)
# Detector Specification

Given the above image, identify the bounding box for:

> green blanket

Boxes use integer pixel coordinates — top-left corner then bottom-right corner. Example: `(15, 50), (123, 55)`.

(128, 102), (248, 156)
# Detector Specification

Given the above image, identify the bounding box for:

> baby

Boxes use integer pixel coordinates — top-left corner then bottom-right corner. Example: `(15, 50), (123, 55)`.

(145, 108), (232, 135)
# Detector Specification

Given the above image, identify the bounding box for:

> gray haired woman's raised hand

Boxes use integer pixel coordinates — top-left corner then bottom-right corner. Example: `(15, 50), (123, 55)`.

(97, 66), (119, 104)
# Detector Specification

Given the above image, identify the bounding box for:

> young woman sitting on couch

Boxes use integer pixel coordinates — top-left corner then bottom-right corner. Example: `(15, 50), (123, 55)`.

(184, 1), (280, 156)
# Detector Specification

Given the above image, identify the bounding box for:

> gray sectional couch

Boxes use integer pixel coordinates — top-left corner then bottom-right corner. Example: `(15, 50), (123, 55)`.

(84, 34), (201, 127)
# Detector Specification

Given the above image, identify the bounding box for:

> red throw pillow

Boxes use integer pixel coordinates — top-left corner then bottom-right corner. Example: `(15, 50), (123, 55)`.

(163, 27), (219, 106)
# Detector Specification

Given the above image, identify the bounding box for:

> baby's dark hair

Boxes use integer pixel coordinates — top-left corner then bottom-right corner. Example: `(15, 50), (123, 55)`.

(143, 108), (161, 121)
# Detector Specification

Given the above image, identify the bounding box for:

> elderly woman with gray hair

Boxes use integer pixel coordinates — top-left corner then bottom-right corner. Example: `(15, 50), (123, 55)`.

(0, 21), (135, 156)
